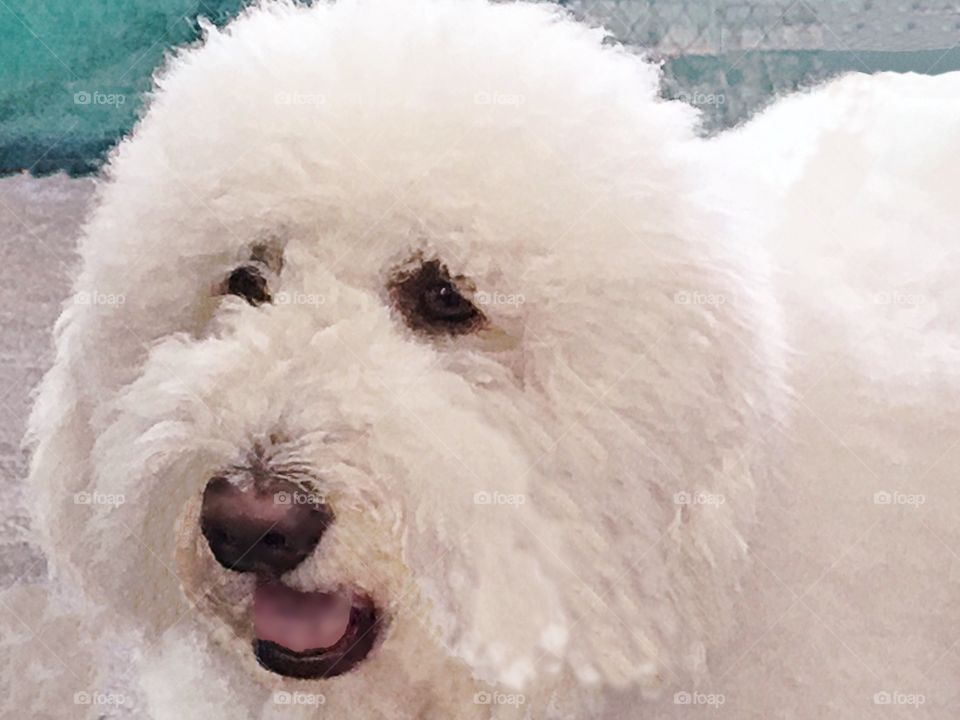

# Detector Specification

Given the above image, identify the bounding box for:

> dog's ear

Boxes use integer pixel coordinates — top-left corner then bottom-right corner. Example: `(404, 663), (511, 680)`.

(25, 300), (99, 585)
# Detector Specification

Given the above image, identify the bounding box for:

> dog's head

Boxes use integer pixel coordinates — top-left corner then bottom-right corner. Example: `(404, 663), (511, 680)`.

(30, 0), (786, 707)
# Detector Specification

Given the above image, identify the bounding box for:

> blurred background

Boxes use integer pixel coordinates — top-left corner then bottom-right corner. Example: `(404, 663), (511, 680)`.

(2, 0), (960, 176)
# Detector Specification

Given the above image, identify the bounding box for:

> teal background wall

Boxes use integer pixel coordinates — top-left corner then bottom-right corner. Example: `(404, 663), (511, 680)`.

(0, 0), (245, 175)
(2, 0), (959, 176)
(660, 46), (960, 132)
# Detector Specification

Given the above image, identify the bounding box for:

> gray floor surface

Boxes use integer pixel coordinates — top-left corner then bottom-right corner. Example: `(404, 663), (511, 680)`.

(0, 173), (94, 588)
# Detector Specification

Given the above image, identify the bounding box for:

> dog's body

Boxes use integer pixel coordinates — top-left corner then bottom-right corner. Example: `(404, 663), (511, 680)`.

(6, 1), (960, 718)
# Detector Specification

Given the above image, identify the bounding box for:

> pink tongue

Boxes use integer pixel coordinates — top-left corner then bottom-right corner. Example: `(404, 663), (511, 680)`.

(253, 584), (352, 653)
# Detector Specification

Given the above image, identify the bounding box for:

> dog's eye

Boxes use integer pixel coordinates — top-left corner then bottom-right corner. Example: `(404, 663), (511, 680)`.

(388, 258), (484, 335)
(421, 282), (476, 323)
(226, 265), (271, 306)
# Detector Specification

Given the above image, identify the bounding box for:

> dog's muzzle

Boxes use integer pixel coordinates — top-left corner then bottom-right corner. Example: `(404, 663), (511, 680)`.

(199, 474), (380, 678)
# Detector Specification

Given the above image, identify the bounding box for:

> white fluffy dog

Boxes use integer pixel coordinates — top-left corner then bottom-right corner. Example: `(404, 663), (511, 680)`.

(9, 0), (960, 718)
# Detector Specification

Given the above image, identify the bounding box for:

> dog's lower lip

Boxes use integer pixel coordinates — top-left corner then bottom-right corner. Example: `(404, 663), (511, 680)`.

(252, 584), (379, 679)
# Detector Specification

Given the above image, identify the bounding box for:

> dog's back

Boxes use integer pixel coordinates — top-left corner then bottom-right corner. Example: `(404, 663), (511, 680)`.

(686, 70), (960, 719)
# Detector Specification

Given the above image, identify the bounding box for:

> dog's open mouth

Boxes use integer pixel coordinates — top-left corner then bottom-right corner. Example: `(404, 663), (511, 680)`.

(252, 583), (378, 679)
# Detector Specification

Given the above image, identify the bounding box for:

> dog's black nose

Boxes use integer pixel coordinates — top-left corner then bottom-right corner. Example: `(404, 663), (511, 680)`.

(200, 476), (332, 576)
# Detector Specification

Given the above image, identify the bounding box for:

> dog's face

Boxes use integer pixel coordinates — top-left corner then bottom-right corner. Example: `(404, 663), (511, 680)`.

(35, 0), (787, 707)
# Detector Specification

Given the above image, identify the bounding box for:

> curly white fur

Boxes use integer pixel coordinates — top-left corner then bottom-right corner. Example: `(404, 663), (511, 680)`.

(8, 1), (960, 718)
